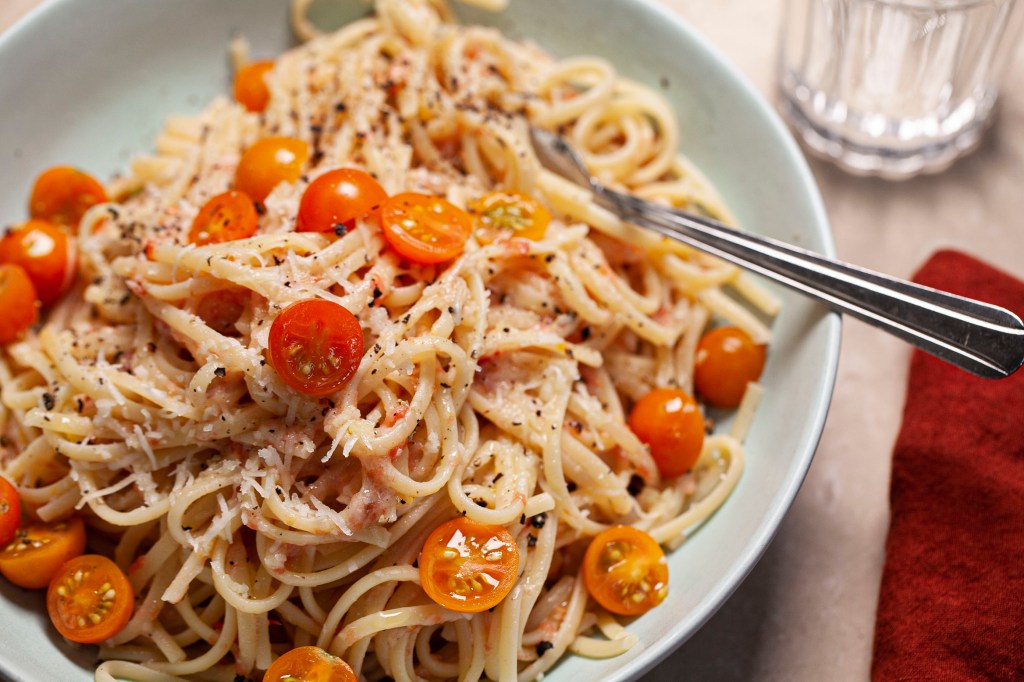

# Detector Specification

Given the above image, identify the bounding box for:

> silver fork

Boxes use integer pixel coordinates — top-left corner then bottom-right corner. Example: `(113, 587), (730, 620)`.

(530, 127), (1024, 379)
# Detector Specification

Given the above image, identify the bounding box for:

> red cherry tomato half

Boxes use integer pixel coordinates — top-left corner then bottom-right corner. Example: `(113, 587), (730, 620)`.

(694, 326), (767, 408)
(46, 554), (134, 644)
(379, 193), (473, 264)
(29, 166), (108, 228)
(234, 60), (275, 113)
(0, 477), (21, 548)
(296, 168), (387, 234)
(418, 516), (520, 613)
(628, 388), (704, 479)
(0, 219), (76, 307)
(264, 646), (357, 682)
(268, 299), (364, 396)
(582, 525), (668, 616)
(196, 289), (248, 336)
(236, 136), (310, 203)
(0, 264), (39, 345)
(188, 190), (259, 246)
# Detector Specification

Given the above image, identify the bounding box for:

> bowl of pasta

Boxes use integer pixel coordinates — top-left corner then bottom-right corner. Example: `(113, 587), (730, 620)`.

(0, 0), (838, 681)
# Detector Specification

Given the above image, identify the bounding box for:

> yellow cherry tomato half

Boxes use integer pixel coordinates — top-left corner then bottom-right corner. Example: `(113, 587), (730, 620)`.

(264, 646), (357, 682)
(0, 264), (39, 345)
(419, 516), (520, 613)
(234, 60), (275, 113)
(236, 136), (310, 203)
(188, 190), (259, 246)
(582, 525), (668, 616)
(469, 190), (551, 244)
(29, 166), (108, 228)
(380, 193), (473, 264)
(0, 516), (86, 589)
(0, 219), (76, 307)
(694, 326), (766, 408)
(46, 554), (134, 643)
(628, 387), (704, 479)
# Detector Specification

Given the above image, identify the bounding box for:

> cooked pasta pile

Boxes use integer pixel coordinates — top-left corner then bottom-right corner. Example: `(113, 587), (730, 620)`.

(0, 1), (778, 680)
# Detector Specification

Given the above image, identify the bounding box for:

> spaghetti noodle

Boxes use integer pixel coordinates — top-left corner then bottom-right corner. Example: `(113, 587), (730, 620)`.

(0, 1), (779, 680)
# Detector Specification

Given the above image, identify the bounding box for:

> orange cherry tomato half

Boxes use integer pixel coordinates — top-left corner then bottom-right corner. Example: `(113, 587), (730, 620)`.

(582, 525), (668, 617)
(188, 190), (259, 246)
(236, 136), (310, 203)
(234, 60), (275, 113)
(0, 516), (86, 589)
(0, 477), (21, 547)
(694, 326), (767, 408)
(419, 516), (520, 613)
(29, 166), (108, 228)
(380, 193), (473, 265)
(0, 264), (39, 345)
(268, 299), (364, 396)
(46, 554), (134, 644)
(0, 219), (76, 307)
(196, 288), (247, 336)
(469, 191), (551, 244)
(628, 387), (704, 479)
(296, 168), (387, 234)
(264, 646), (357, 682)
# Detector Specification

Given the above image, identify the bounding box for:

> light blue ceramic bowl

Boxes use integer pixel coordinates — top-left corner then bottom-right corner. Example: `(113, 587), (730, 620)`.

(0, 1), (839, 680)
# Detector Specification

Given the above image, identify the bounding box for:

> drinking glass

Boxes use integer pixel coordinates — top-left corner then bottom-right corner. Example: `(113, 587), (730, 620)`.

(778, 0), (1024, 179)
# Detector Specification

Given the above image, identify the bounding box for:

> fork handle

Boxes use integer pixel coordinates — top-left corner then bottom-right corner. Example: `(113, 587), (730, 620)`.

(603, 188), (1024, 379)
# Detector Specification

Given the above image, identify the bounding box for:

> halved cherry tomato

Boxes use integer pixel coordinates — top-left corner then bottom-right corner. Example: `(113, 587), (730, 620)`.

(0, 516), (86, 589)
(46, 554), (134, 643)
(234, 60), (275, 113)
(628, 387), (704, 479)
(236, 136), (310, 203)
(469, 191), (550, 244)
(694, 326), (767, 408)
(264, 646), (356, 682)
(380, 193), (472, 265)
(268, 299), (364, 396)
(296, 168), (387, 234)
(29, 166), (108, 228)
(582, 525), (668, 616)
(188, 190), (259, 246)
(0, 264), (39, 345)
(0, 219), (76, 307)
(196, 289), (247, 336)
(418, 516), (519, 613)
(0, 477), (20, 547)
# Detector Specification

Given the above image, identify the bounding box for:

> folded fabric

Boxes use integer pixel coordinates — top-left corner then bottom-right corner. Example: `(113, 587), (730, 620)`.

(871, 250), (1024, 681)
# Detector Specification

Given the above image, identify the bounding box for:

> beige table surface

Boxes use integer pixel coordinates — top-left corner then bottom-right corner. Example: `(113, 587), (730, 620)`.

(2, 1), (1022, 681)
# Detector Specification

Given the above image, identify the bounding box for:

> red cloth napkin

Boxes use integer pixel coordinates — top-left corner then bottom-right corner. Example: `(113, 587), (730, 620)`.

(871, 250), (1024, 681)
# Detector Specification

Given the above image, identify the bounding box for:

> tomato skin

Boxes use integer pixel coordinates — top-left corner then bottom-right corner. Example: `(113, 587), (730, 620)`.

(0, 516), (86, 589)
(296, 168), (388, 234)
(418, 516), (520, 614)
(264, 646), (357, 682)
(0, 477), (21, 548)
(0, 264), (40, 345)
(380, 193), (473, 264)
(582, 525), (668, 617)
(46, 554), (134, 644)
(29, 166), (108, 228)
(188, 190), (259, 246)
(469, 191), (551, 244)
(196, 289), (247, 336)
(694, 326), (766, 408)
(628, 388), (704, 479)
(236, 136), (310, 203)
(234, 60), (275, 113)
(268, 299), (364, 396)
(0, 219), (76, 307)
